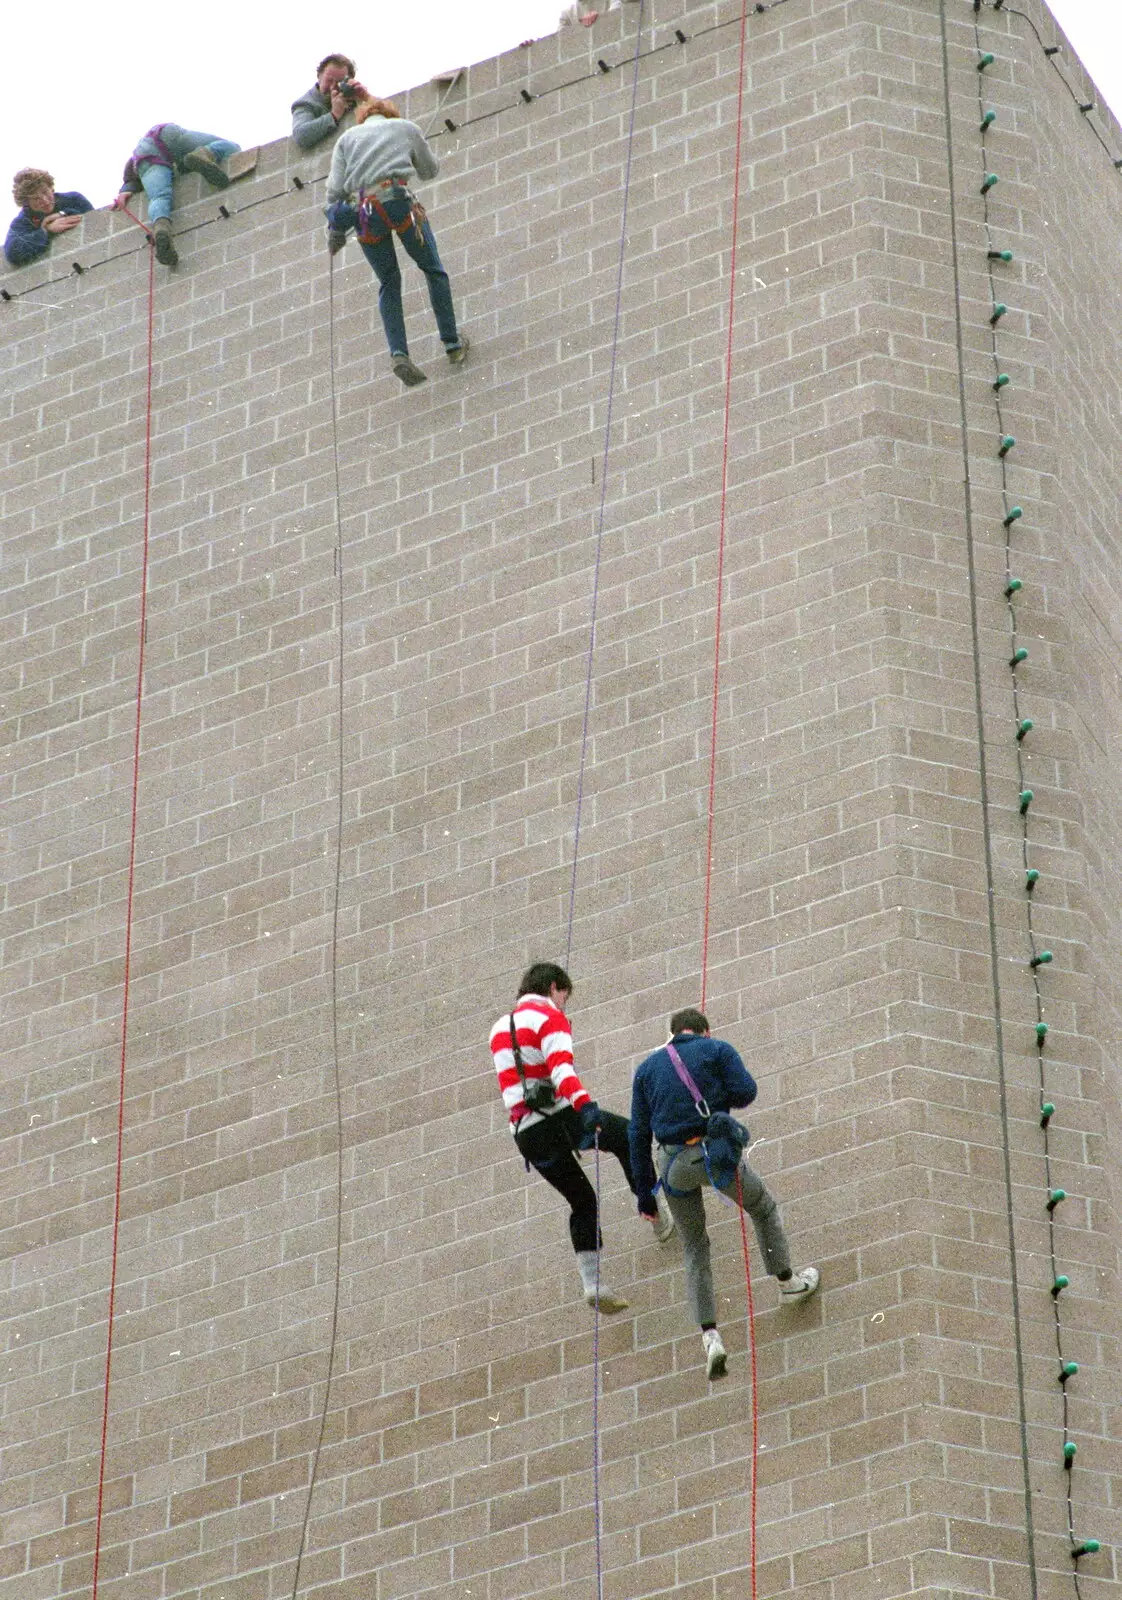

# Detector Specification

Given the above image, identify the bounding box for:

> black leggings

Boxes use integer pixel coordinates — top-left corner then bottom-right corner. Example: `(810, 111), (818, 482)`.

(515, 1107), (635, 1254)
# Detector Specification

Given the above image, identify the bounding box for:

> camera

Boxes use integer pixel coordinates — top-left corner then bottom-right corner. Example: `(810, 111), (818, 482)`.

(337, 79), (360, 106)
(522, 1078), (557, 1114)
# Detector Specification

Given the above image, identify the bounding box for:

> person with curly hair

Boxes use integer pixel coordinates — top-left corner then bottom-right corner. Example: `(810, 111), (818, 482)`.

(5, 168), (92, 268)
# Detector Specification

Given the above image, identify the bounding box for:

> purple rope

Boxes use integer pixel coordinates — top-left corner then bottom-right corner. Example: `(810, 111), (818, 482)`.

(565, 1), (647, 966)
(592, 1133), (603, 1600)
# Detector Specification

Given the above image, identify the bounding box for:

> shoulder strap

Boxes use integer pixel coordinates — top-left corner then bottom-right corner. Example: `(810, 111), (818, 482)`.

(665, 1042), (710, 1118)
(509, 1012), (529, 1087)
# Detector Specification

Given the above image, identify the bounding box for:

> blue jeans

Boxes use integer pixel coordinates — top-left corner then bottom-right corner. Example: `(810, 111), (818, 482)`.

(135, 126), (240, 221)
(328, 192), (460, 359)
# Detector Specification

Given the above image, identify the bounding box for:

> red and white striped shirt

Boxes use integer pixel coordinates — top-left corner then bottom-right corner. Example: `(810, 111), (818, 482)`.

(489, 995), (591, 1132)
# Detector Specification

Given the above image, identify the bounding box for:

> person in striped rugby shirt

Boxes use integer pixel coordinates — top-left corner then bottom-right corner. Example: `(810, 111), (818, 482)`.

(490, 962), (673, 1315)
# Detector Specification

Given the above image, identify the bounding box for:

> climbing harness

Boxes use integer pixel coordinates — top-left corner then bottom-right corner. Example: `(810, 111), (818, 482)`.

(658, 1043), (751, 1195)
(356, 181), (427, 247)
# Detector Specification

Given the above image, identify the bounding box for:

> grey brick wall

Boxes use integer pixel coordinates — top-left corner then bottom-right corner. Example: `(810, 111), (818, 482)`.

(2, 2), (1119, 1596)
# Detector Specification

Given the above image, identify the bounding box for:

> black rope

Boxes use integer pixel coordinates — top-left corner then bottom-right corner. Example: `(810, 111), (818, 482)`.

(286, 251), (348, 1600)
(938, 4), (1039, 1593)
(1003, 5), (1121, 169)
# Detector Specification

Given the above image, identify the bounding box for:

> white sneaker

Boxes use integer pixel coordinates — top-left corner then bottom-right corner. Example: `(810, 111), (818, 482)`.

(585, 1287), (630, 1315)
(651, 1190), (676, 1243)
(702, 1329), (727, 1379)
(779, 1266), (820, 1300)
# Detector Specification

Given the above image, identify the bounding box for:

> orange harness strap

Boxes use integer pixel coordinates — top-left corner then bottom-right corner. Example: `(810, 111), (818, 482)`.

(356, 183), (426, 247)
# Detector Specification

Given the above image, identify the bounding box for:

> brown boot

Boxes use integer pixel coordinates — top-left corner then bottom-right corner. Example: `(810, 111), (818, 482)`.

(391, 355), (427, 388)
(181, 148), (230, 189)
(152, 217), (178, 266)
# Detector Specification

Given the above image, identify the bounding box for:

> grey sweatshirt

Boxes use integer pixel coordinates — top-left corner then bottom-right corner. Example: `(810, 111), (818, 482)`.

(326, 117), (439, 205)
(291, 85), (350, 151)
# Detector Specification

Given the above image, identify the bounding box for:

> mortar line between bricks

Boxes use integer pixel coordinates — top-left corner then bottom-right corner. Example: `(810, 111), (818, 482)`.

(939, 3), (1038, 1593)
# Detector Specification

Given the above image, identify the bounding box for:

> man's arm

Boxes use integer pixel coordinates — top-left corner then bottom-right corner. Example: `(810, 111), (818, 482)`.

(4, 214), (50, 267)
(539, 1011), (590, 1110)
(716, 1039), (757, 1108)
(628, 1070), (658, 1215)
(292, 91), (339, 151)
(56, 193), (94, 217)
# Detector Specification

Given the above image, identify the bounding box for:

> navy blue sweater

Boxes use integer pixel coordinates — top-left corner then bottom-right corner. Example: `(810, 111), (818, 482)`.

(629, 1033), (757, 1213)
(4, 192), (93, 268)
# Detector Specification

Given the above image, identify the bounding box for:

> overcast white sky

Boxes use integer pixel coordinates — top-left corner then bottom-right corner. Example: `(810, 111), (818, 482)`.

(2, 0), (1118, 208)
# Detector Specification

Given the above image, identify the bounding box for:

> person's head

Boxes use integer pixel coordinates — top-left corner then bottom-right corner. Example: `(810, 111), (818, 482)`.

(669, 1007), (710, 1037)
(317, 53), (357, 96)
(354, 95), (401, 125)
(13, 168), (54, 213)
(518, 962), (573, 1011)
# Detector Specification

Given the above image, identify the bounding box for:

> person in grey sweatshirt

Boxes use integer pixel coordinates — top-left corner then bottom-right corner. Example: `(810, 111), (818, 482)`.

(291, 53), (370, 151)
(325, 96), (467, 388)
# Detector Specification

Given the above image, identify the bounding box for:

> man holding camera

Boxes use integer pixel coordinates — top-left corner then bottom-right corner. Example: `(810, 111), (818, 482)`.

(490, 963), (672, 1316)
(291, 53), (370, 150)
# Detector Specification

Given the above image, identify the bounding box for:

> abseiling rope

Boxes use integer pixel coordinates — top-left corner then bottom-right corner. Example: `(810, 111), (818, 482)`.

(287, 254), (349, 1600)
(698, 8), (762, 1598)
(565, 1), (647, 969)
(558, 11), (648, 1593)
(90, 218), (156, 1600)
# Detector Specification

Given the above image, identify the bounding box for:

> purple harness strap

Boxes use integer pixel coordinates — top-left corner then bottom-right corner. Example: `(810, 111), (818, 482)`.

(665, 1042), (710, 1119)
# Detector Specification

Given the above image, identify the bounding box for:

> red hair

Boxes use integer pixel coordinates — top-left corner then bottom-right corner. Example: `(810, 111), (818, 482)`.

(354, 96), (401, 124)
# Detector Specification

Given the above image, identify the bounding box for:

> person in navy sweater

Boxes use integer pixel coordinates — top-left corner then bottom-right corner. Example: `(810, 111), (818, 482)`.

(630, 1008), (819, 1378)
(5, 169), (92, 267)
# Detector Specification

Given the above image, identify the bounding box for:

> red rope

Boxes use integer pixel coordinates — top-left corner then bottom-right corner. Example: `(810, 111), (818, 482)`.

(735, 1169), (760, 1600)
(90, 227), (156, 1600)
(700, 0), (752, 1012)
(706, 11), (757, 1592)
(114, 200), (154, 239)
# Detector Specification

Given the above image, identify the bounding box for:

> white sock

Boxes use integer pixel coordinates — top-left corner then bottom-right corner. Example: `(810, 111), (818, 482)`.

(576, 1250), (601, 1294)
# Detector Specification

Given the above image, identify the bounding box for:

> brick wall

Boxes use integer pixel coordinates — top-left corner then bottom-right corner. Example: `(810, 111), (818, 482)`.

(2, 2), (1118, 1596)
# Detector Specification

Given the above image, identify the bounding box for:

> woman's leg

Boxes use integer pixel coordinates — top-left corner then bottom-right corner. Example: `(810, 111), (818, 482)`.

(359, 236), (409, 357)
(397, 218), (461, 350)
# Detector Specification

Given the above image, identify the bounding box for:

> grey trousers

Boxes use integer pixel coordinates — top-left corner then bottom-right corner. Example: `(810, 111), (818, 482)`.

(657, 1142), (792, 1327)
